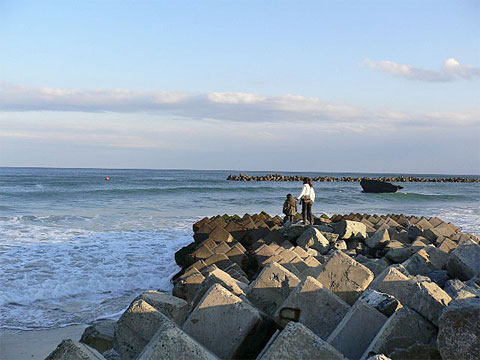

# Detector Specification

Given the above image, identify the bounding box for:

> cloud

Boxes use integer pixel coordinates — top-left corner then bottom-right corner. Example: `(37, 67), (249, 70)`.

(0, 83), (369, 123)
(363, 58), (480, 82)
(0, 83), (478, 132)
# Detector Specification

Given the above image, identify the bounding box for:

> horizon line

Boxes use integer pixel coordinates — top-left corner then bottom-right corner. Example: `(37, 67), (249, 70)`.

(1, 166), (479, 177)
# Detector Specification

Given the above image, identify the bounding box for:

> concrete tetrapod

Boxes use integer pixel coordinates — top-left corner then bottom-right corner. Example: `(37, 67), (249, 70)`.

(246, 262), (301, 316)
(137, 312), (218, 360)
(274, 276), (350, 340)
(315, 251), (374, 305)
(437, 297), (480, 360)
(113, 299), (171, 360)
(327, 300), (388, 359)
(46, 339), (105, 360)
(183, 283), (276, 359)
(259, 322), (346, 360)
(360, 306), (437, 359)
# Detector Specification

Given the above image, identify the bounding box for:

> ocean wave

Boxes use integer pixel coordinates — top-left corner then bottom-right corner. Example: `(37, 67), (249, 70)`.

(0, 228), (192, 330)
(371, 192), (470, 202)
(0, 185), (286, 198)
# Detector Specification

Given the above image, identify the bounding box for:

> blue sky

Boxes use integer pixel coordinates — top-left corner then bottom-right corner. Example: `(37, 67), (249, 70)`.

(1, 0), (479, 173)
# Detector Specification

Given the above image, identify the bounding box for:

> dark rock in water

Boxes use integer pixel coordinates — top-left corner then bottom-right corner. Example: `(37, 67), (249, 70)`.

(360, 178), (403, 193)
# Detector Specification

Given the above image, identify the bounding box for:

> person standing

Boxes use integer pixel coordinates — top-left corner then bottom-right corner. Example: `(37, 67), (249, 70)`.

(282, 193), (298, 223)
(297, 177), (315, 225)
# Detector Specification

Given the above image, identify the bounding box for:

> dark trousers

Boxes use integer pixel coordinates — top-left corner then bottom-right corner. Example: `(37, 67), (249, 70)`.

(302, 201), (313, 225)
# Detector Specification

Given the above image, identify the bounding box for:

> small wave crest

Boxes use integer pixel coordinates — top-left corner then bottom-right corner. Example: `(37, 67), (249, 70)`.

(368, 192), (468, 202)
(0, 228), (192, 330)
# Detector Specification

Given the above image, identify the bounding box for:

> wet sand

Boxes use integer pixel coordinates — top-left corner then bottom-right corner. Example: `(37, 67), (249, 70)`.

(0, 325), (87, 360)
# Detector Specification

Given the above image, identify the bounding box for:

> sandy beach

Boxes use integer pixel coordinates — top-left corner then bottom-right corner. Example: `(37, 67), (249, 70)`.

(0, 325), (87, 360)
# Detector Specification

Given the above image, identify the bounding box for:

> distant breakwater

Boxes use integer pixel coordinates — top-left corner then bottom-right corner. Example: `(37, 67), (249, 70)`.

(227, 174), (480, 183)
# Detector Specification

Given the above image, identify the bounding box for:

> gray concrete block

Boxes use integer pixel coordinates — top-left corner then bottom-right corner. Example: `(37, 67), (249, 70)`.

(187, 259), (207, 272)
(369, 266), (451, 326)
(224, 262), (247, 279)
(138, 290), (189, 325)
(437, 298), (480, 360)
(359, 289), (402, 317)
(137, 313), (218, 360)
(287, 255), (310, 273)
(360, 307), (437, 360)
(190, 268), (247, 308)
(274, 276), (350, 340)
(183, 284), (275, 359)
(246, 262), (301, 316)
(280, 261), (305, 280)
(436, 237), (457, 254)
(254, 244), (277, 264)
(444, 279), (480, 300)
(46, 339), (105, 360)
(204, 253), (233, 270)
(280, 240), (294, 250)
(277, 248), (298, 262)
(80, 319), (116, 353)
(202, 238), (217, 251)
(296, 227), (330, 254)
(259, 322), (346, 360)
(262, 254), (285, 267)
(388, 343), (440, 360)
(225, 243), (246, 267)
(193, 244), (214, 260)
(173, 268), (206, 303)
(208, 226), (234, 244)
(365, 229), (390, 250)
(212, 241), (231, 254)
(328, 301), (388, 359)
(361, 258), (390, 277)
(385, 247), (415, 263)
(114, 299), (170, 360)
(333, 220), (367, 240)
(316, 251), (374, 305)
(402, 245), (448, 276)
(447, 244), (480, 281)
(292, 246), (309, 259)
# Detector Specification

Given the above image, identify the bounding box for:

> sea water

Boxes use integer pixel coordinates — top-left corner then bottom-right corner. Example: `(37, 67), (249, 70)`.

(0, 168), (479, 331)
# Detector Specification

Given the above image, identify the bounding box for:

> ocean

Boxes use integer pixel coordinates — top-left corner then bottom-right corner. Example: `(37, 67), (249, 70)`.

(1, 167), (479, 332)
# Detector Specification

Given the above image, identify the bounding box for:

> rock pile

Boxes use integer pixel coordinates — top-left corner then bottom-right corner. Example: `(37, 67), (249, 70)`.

(48, 212), (480, 360)
(227, 173), (480, 183)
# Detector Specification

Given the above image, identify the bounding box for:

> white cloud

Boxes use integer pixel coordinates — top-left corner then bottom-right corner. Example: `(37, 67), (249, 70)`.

(0, 83), (478, 133)
(363, 58), (480, 82)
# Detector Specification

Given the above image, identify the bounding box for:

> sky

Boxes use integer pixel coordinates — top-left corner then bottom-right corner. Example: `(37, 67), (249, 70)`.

(0, 0), (479, 174)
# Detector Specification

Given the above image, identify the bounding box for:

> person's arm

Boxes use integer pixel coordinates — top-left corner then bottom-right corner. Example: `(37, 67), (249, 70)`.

(298, 184), (307, 201)
(311, 188), (316, 202)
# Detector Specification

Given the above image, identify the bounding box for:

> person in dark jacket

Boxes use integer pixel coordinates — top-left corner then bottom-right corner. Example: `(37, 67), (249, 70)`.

(283, 193), (298, 223)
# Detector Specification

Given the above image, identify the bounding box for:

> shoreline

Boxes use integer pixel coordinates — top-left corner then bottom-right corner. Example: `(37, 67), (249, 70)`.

(0, 325), (87, 360)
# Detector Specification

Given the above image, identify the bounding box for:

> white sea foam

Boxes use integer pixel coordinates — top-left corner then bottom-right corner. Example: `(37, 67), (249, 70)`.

(0, 216), (193, 330)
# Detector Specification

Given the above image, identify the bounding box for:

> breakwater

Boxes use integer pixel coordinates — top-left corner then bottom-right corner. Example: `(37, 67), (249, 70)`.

(47, 212), (480, 360)
(227, 173), (480, 183)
